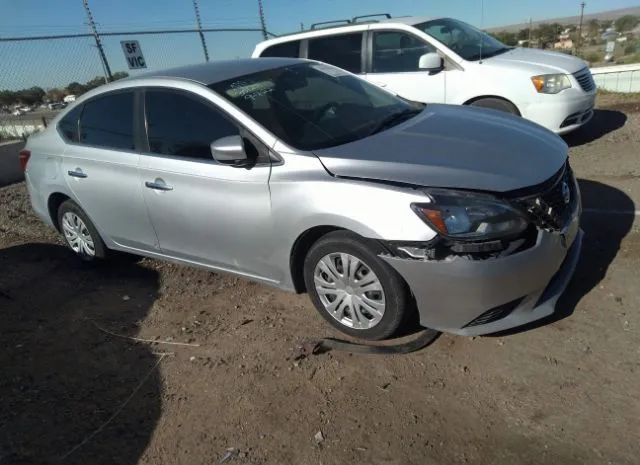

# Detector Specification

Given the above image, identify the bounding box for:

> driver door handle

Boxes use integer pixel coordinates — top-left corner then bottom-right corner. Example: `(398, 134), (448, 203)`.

(145, 180), (173, 191)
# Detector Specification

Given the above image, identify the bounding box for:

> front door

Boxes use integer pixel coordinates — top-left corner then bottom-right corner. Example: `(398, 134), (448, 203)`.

(61, 90), (159, 252)
(365, 30), (447, 104)
(138, 88), (274, 280)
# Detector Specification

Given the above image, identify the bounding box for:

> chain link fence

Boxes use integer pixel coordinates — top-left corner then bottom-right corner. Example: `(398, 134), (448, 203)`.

(0, 27), (268, 141)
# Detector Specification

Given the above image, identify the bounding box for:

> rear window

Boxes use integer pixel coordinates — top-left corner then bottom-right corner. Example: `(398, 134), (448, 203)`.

(307, 32), (363, 74)
(260, 40), (301, 58)
(57, 105), (82, 142)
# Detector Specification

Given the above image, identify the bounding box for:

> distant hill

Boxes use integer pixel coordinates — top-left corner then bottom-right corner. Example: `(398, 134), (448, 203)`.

(487, 6), (640, 32)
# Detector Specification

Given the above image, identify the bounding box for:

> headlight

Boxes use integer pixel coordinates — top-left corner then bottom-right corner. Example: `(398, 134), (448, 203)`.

(412, 191), (528, 241)
(531, 74), (571, 94)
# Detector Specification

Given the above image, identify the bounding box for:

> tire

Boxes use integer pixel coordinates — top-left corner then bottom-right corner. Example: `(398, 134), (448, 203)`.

(57, 199), (108, 262)
(469, 97), (519, 115)
(303, 231), (410, 340)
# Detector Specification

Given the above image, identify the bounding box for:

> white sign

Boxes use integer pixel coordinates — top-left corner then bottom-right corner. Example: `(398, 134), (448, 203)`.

(120, 40), (146, 69)
(605, 41), (616, 53)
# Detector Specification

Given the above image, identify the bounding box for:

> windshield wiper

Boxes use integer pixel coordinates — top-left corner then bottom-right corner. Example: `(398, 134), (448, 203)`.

(367, 108), (422, 136)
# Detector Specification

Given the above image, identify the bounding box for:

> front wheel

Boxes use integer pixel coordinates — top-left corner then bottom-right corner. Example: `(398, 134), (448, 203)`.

(303, 231), (410, 340)
(469, 97), (519, 115)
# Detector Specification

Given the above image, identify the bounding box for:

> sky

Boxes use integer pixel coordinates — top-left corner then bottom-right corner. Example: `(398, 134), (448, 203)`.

(1, 0), (639, 90)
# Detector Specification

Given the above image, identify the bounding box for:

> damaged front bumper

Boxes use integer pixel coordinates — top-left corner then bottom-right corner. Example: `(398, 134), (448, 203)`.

(380, 214), (583, 336)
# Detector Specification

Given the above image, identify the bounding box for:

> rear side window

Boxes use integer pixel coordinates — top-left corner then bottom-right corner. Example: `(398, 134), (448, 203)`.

(79, 92), (134, 150)
(58, 106), (82, 142)
(144, 90), (239, 160)
(260, 40), (301, 58)
(308, 32), (363, 74)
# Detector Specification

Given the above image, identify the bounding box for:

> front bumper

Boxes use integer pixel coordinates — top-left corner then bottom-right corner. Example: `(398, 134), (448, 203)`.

(520, 88), (596, 135)
(380, 215), (582, 336)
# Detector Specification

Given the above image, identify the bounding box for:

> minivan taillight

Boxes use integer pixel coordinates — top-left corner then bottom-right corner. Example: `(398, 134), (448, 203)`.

(19, 150), (31, 172)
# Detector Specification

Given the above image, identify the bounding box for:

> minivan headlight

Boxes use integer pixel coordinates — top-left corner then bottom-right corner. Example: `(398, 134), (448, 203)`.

(531, 74), (571, 94)
(412, 191), (528, 241)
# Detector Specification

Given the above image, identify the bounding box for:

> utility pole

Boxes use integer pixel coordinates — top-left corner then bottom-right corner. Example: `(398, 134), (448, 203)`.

(82, 0), (112, 81)
(528, 17), (533, 47)
(577, 2), (586, 51)
(258, 0), (268, 40)
(192, 0), (209, 62)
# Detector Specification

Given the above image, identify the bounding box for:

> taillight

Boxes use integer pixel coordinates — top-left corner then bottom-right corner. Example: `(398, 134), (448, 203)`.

(19, 150), (31, 172)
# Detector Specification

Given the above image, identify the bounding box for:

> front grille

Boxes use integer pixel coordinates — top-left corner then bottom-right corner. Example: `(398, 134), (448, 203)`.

(515, 163), (578, 231)
(573, 67), (596, 92)
(463, 297), (525, 328)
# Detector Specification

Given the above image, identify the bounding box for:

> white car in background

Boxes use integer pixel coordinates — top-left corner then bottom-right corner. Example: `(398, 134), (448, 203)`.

(252, 14), (597, 134)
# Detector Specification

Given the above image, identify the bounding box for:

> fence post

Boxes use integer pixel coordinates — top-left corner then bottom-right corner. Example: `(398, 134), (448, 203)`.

(258, 0), (268, 40)
(82, 0), (113, 81)
(192, 0), (210, 62)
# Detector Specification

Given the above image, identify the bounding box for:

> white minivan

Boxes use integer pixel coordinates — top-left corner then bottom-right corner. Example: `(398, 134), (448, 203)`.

(252, 15), (597, 134)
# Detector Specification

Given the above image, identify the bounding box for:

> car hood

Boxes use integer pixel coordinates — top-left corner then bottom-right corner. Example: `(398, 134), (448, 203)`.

(485, 47), (587, 74)
(313, 104), (568, 193)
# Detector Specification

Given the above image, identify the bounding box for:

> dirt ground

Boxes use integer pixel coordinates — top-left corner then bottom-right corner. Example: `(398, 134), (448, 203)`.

(1, 97), (639, 465)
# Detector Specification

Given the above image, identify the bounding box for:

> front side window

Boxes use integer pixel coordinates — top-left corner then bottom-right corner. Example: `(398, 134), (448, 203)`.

(79, 92), (134, 150)
(307, 32), (363, 74)
(372, 31), (436, 73)
(145, 90), (239, 159)
(415, 18), (509, 61)
(210, 62), (419, 151)
(260, 40), (301, 58)
(58, 105), (82, 142)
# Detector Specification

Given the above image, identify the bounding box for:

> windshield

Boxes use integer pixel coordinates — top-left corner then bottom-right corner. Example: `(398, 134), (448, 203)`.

(415, 18), (510, 61)
(209, 62), (420, 151)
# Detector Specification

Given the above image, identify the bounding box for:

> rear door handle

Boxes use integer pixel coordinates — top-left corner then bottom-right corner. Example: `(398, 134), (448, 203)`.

(67, 169), (87, 178)
(370, 81), (387, 87)
(145, 180), (173, 191)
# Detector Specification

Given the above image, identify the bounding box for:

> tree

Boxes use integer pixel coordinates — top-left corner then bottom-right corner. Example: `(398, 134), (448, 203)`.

(587, 19), (600, 37)
(46, 88), (65, 102)
(84, 76), (108, 91)
(535, 23), (558, 48)
(493, 31), (517, 46)
(615, 15), (639, 32)
(517, 28), (530, 41)
(66, 82), (86, 96)
(111, 71), (129, 81)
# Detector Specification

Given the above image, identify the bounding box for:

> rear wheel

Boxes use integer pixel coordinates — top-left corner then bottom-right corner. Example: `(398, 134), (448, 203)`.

(57, 199), (108, 262)
(303, 231), (410, 340)
(469, 97), (519, 115)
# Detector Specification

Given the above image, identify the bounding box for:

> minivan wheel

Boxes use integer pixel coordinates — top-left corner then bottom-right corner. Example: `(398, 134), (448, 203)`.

(469, 97), (519, 115)
(303, 231), (409, 340)
(57, 199), (107, 262)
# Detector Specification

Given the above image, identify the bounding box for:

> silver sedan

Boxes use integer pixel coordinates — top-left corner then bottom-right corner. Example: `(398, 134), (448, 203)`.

(22, 57), (582, 340)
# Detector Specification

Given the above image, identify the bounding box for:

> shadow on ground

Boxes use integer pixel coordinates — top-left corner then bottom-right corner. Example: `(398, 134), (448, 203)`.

(563, 109), (627, 147)
(0, 243), (160, 465)
(492, 179), (635, 336)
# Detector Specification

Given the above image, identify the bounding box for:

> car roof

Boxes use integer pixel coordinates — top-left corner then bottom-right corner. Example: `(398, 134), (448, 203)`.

(262, 15), (440, 42)
(124, 57), (308, 86)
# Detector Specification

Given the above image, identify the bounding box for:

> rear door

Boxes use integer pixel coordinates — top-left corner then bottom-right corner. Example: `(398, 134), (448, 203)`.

(138, 88), (274, 279)
(60, 90), (159, 251)
(306, 31), (366, 76)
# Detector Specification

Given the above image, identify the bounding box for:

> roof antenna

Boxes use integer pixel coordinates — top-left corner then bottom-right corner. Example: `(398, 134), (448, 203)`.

(479, 0), (484, 63)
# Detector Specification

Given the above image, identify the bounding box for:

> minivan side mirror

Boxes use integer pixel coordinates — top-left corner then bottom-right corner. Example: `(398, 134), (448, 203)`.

(210, 135), (248, 165)
(418, 53), (444, 71)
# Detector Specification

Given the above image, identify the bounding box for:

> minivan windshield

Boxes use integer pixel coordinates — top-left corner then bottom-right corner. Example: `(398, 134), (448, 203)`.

(415, 18), (510, 61)
(210, 62), (422, 151)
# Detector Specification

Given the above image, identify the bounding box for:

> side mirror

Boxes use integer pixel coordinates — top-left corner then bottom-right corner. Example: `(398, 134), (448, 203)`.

(210, 135), (247, 164)
(418, 53), (444, 71)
